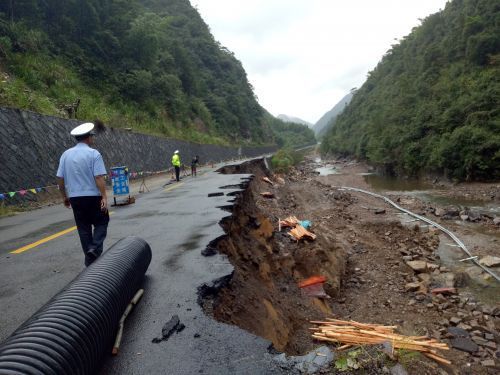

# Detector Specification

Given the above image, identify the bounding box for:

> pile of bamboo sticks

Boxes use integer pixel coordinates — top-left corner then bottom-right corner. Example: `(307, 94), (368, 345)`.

(311, 318), (450, 365)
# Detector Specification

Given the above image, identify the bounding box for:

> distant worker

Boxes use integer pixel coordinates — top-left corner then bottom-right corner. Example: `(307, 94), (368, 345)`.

(56, 122), (109, 267)
(191, 155), (199, 177)
(172, 150), (181, 182)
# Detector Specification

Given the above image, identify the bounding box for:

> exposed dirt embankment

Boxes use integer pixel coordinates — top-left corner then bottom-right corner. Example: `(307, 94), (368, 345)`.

(200, 156), (499, 374)
(205, 159), (347, 354)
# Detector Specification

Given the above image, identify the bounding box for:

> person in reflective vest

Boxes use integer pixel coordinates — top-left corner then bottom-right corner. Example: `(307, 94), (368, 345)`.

(172, 150), (181, 182)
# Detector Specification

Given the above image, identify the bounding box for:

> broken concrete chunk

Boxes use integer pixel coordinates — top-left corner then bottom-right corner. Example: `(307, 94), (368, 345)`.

(273, 346), (334, 374)
(450, 337), (479, 353)
(390, 364), (408, 375)
(152, 315), (184, 343)
(481, 359), (496, 367)
(434, 208), (445, 217)
(427, 263), (439, 271)
(417, 273), (431, 283)
(406, 260), (427, 273)
(405, 282), (421, 292)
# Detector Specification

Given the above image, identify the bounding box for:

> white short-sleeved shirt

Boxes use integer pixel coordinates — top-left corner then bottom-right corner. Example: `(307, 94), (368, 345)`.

(56, 143), (107, 198)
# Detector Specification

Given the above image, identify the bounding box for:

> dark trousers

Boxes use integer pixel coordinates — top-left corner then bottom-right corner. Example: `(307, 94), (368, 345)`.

(174, 166), (180, 181)
(70, 196), (109, 266)
(191, 166), (197, 176)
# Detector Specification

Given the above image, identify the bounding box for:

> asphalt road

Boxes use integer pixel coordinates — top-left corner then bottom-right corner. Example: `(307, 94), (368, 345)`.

(0, 161), (283, 374)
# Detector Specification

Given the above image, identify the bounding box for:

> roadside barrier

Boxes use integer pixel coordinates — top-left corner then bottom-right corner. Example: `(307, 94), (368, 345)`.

(0, 236), (152, 374)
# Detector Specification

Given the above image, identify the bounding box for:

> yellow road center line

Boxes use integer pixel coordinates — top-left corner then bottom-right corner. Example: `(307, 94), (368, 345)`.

(11, 226), (78, 254)
(10, 211), (115, 254)
(164, 182), (184, 192)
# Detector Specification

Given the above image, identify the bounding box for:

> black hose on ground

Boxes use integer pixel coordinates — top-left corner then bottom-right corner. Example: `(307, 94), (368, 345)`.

(0, 236), (152, 375)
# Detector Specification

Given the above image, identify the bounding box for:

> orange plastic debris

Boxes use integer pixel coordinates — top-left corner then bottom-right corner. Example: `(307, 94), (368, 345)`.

(298, 275), (327, 288)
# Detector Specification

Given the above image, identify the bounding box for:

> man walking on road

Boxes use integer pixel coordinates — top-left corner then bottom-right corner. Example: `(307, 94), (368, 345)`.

(172, 150), (181, 182)
(56, 122), (109, 267)
(191, 155), (199, 177)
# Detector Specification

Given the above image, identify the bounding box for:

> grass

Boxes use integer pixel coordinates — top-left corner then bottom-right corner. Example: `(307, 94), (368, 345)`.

(271, 148), (305, 172)
(0, 203), (23, 217)
(0, 52), (232, 145)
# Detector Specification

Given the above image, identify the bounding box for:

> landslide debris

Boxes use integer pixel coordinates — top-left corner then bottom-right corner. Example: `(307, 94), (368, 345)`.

(199, 156), (499, 374)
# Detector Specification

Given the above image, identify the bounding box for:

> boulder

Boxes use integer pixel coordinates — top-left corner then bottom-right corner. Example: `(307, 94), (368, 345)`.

(434, 208), (446, 217)
(405, 282), (421, 292)
(493, 217), (500, 225)
(479, 256), (500, 268)
(406, 260), (427, 273)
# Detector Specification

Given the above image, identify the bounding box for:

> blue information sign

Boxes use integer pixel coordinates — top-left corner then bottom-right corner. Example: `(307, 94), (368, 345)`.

(111, 166), (130, 196)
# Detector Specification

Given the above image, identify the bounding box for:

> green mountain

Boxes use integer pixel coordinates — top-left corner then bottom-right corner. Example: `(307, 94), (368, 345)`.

(0, 0), (311, 147)
(321, 0), (499, 181)
(277, 114), (313, 128)
(313, 92), (353, 137)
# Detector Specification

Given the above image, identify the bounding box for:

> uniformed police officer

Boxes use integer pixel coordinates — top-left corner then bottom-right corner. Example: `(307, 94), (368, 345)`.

(56, 122), (109, 266)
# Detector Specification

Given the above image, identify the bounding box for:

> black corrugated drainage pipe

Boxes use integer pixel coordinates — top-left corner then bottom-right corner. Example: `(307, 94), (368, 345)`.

(0, 236), (152, 375)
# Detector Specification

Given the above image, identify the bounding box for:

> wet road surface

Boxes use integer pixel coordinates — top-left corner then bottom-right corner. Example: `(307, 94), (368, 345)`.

(0, 161), (282, 374)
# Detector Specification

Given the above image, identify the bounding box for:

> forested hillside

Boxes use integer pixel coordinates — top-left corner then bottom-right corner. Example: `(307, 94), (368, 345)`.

(266, 113), (316, 149)
(313, 91), (353, 137)
(0, 0), (312, 146)
(321, 0), (499, 181)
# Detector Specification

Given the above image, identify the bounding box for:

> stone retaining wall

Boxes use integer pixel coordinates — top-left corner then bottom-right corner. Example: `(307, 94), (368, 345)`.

(0, 107), (277, 193)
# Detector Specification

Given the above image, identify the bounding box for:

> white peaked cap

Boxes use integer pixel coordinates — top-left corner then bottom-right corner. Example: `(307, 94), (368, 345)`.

(174, 150), (179, 154)
(70, 122), (95, 137)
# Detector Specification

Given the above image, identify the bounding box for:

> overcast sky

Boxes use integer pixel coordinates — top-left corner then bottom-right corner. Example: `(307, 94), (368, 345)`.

(190, 0), (449, 124)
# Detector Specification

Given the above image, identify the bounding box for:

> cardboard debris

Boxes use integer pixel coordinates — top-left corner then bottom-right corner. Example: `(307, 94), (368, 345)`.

(262, 176), (274, 185)
(260, 192), (275, 198)
(311, 318), (450, 365)
(289, 225), (317, 241)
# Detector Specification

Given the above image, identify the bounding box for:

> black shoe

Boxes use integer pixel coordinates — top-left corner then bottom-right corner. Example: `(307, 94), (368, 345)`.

(86, 248), (99, 266)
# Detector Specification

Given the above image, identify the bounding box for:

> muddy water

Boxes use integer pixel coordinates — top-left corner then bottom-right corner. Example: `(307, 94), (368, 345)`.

(363, 174), (500, 215)
(315, 165), (340, 176)
(363, 174), (434, 191)
(313, 157), (340, 176)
